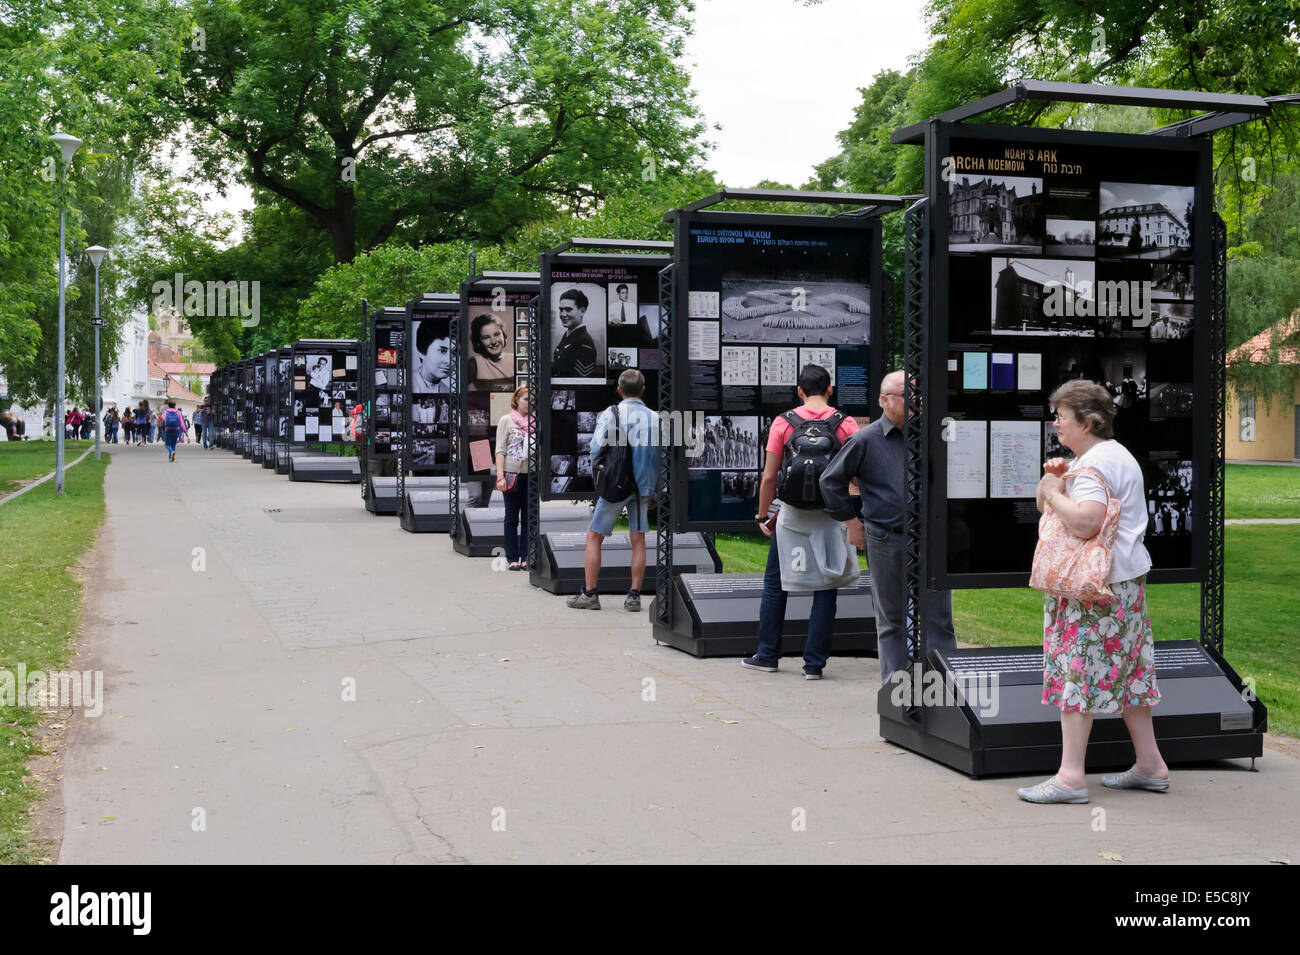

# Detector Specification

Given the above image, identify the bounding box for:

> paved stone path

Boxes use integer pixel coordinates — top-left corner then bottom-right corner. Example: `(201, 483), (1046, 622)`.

(57, 443), (1300, 864)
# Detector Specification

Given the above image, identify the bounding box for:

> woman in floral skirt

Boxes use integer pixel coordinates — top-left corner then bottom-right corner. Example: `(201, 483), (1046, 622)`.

(1018, 379), (1168, 804)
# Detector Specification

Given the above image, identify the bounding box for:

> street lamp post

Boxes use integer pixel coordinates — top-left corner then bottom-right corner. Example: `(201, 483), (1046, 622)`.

(86, 245), (109, 460)
(50, 131), (82, 495)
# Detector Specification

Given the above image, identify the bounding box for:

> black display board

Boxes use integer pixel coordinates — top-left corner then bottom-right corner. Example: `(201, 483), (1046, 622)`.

(925, 121), (1211, 587)
(406, 293), (458, 474)
(290, 339), (359, 446)
(368, 306), (409, 462)
(274, 347), (291, 443)
(667, 212), (885, 532)
(240, 359), (253, 435)
(538, 243), (670, 499)
(256, 352), (272, 439)
(457, 274), (539, 481)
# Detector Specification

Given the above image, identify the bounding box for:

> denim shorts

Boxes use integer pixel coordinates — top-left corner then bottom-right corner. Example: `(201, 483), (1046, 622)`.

(589, 494), (650, 536)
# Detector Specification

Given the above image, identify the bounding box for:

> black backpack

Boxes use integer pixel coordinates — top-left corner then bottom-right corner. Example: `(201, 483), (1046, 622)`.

(592, 404), (639, 504)
(776, 409), (846, 509)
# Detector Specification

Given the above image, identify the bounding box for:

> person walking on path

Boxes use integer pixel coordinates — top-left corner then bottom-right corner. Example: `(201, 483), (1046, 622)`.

(1017, 379), (1166, 805)
(821, 369), (957, 685)
(742, 363), (861, 679)
(104, 407), (119, 444)
(122, 410), (134, 445)
(494, 386), (535, 570)
(134, 402), (149, 445)
(567, 369), (659, 612)
(161, 400), (187, 462)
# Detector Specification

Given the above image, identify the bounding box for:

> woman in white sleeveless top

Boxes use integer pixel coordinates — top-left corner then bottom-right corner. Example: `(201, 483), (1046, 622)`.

(1019, 380), (1169, 804)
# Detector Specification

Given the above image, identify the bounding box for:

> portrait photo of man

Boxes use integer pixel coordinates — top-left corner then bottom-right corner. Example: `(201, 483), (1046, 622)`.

(551, 285), (604, 382)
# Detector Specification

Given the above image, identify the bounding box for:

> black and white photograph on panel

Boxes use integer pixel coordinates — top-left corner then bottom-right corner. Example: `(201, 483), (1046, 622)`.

(1148, 382), (1194, 419)
(948, 174), (1045, 253)
(466, 310), (515, 392)
(608, 347), (638, 371)
(1044, 217), (1095, 256)
(411, 438), (443, 469)
(307, 354), (332, 391)
(255, 361), (265, 392)
(411, 314), (453, 395)
(1153, 459), (1193, 497)
(1098, 346), (1148, 412)
(719, 277), (870, 345)
(278, 356), (290, 391)
(1149, 301), (1193, 341)
(1151, 262), (1194, 300)
(721, 470), (760, 502)
(551, 476), (572, 494)
(576, 410), (597, 433)
(1098, 183), (1195, 260)
(636, 303), (663, 349)
(608, 281), (638, 325)
(550, 454), (574, 476)
(689, 415), (760, 470)
(552, 388), (576, 411)
(550, 282), (607, 383)
(1044, 421), (1073, 461)
(990, 257), (1096, 336)
(1148, 498), (1192, 537)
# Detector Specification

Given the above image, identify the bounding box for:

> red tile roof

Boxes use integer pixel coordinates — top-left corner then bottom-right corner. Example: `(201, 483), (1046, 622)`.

(1229, 312), (1300, 366)
(155, 361), (216, 375)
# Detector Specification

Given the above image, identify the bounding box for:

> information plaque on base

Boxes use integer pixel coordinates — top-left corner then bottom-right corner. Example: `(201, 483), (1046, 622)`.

(530, 531), (722, 595)
(650, 572), (878, 659)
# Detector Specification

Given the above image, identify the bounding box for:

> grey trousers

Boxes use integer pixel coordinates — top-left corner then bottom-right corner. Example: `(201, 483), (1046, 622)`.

(863, 520), (957, 684)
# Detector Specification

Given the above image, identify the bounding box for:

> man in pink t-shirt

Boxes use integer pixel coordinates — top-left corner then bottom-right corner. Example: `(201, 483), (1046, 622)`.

(742, 363), (864, 679)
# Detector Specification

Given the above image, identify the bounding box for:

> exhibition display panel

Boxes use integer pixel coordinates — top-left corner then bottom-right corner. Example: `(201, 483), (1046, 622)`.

(530, 530), (721, 596)
(449, 271), (539, 546)
(881, 82), (1270, 776)
(452, 500), (591, 558)
(362, 304), (410, 512)
(285, 338), (361, 483)
(397, 293), (459, 522)
(649, 188), (905, 657)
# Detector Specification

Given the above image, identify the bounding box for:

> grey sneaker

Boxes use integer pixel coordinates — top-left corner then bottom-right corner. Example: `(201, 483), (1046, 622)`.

(624, 592), (642, 612)
(566, 591), (601, 610)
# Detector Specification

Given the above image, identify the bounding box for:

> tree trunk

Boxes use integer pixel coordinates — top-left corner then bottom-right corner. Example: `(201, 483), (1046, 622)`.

(330, 186), (357, 264)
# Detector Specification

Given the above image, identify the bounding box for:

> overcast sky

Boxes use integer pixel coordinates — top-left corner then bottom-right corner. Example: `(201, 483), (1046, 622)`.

(686, 0), (931, 186)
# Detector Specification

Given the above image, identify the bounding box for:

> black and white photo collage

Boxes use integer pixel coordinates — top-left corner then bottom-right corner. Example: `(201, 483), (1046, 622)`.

(292, 347), (359, 443)
(409, 307), (455, 471)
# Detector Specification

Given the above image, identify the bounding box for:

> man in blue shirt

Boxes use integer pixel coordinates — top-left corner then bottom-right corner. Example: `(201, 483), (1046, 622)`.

(568, 369), (659, 612)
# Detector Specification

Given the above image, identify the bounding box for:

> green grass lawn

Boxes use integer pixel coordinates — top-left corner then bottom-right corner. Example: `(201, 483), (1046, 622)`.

(711, 522), (1300, 739)
(1226, 463), (1300, 519)
(0, 450), (109, 864)
(0, 440), (93, 494)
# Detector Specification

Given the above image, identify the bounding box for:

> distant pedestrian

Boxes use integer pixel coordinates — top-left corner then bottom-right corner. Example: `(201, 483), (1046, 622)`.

(134, 403), (149, 445)
(122, 411), (134, 445)
(161, 400), (187, 462)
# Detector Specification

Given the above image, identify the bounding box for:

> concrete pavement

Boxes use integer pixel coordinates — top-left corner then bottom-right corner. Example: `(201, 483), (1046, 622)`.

(56, 441), (1300, 864)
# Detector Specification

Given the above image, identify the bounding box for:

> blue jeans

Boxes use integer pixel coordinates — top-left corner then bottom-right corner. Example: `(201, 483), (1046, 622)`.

(202, 426), (213, 449)
(164, 428), (180, 454)
(502, 473), (529, 564)
(754, 527), (837, 669)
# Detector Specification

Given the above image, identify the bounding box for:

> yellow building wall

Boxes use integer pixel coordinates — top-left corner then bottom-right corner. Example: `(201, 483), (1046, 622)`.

(1226, 378), (1300, 461)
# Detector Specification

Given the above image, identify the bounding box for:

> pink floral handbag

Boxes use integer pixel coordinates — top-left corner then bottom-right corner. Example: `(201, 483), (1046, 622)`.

(1029, 465), (1122, 603)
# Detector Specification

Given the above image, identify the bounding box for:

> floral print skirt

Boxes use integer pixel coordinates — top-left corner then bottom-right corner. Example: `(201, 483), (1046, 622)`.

(1042, 576), (1161, 714)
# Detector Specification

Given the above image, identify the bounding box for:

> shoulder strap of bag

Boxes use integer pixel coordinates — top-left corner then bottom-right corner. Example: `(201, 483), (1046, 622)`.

(1066, 464), (1112, 499)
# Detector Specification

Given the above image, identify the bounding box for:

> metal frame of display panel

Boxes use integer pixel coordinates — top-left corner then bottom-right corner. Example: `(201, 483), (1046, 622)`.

(526, 294), (541, 572)
(921, 119), (1213, 590)
(451, 272), (540, 542)
(359, 299), (372, 492)
(535, 240), (673, 504)
(288, 338), (360, 454)
(665, 206), (892, 534)
(273, 346), (292, 465)
(364, 303), (408, 495)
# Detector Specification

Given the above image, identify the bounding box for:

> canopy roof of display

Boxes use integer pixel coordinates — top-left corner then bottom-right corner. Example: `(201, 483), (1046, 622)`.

(547, 237), (674, 257)
(890, 80), (1287, 145)
(463, 270), (539, 290)
(664, 187), (911, 221)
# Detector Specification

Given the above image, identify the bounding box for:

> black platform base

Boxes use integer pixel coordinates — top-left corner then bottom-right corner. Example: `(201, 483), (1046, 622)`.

(261, 445), (278, 469)
(530, 531), (722, 595)
(877, 639), (1267, 778)
(250, 440), (264, 464)
(365, 475), (448, 515)
(399, 490), (451, 533)
(274, 448), (291, 474)
(453, 502), (592, 557)
(649, 572), (878, 658)
(288, 455), (362, 483)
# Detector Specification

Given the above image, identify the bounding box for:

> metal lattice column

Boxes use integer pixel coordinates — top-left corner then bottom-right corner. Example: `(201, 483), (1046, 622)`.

(654, 263), (676, 628)
(903, 198), (930, 680)
(1202, 214), (1228, 655)
(526, 295), (541, 572)
(448, 307), (461, 541)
